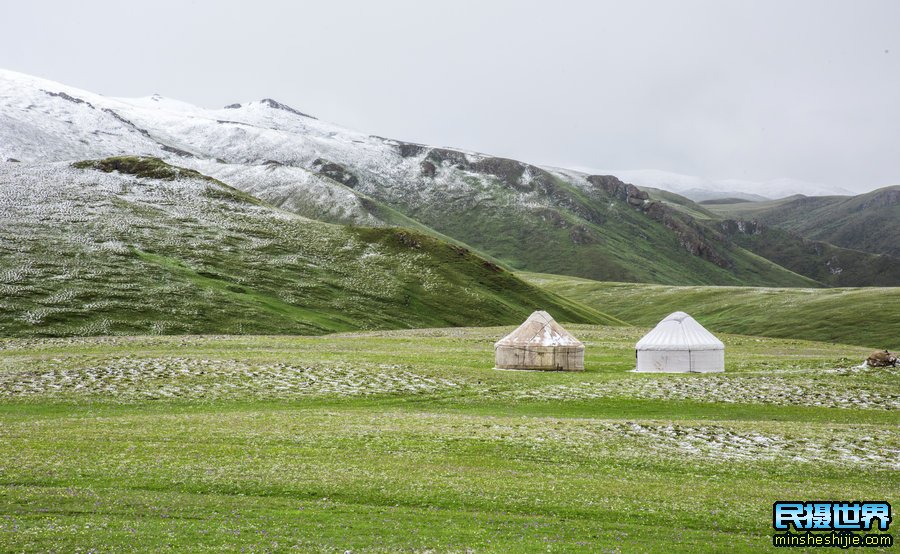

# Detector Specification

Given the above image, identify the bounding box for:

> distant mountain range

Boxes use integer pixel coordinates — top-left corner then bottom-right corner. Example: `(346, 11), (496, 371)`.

(703, 188), (900, 259)
(588, 168), (860, 201)
(1, 66), (898, 333)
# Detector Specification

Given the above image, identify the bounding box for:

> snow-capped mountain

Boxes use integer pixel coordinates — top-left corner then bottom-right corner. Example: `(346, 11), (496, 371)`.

(1, 68), (896, 289)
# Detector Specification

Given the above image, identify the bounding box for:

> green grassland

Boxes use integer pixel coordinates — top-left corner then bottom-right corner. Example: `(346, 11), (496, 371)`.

(0, 159), (612, 338)
(523, 272), (900, 349)
(385, 172), (819, 288)
(0, 329), (896, 552)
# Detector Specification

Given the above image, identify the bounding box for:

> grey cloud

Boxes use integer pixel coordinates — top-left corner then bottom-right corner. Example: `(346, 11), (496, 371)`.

(2, 0), (898, 192)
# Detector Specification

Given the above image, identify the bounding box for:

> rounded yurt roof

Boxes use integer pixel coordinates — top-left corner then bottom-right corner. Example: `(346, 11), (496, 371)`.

(635, 311), (723, 351)
(495, 310), (583, 348)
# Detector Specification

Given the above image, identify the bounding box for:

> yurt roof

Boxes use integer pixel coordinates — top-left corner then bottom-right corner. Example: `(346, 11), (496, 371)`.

(495, 311), (584, 348)
(635, 311), (724, 351)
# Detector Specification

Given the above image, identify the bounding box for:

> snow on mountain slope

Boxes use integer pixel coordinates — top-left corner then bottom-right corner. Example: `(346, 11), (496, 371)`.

(0, 158), (603, 336)
(0, 69), (446, 216)
(185, 159), (381, 226)
(0, 68), (385, 169)
(0, 68), (872, 287)
(0, 70), (165, 161)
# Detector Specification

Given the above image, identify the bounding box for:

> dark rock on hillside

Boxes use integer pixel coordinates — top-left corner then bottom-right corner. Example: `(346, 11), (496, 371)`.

(395, 141), (426, 158)
(645, 201), (732, 268)
(425, 148), (470, 169)
(102, 108), (153, 138)
(587, 174), (649, 207)
(312, 158), (359, 188)
(223, 103), (242, 109)
(470, 157), (528, 188)
(588, 174), (732, 268)
(719, 219), (763, 236)
(420, 160), (436, 177)
(159, 144), (195, 158)
(259, 98), (316, 119)
(42, 90), (95, 109)
(439, 154), (608, 226)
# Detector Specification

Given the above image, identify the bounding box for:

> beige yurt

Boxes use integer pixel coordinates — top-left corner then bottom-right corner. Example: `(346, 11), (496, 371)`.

(494, 311), (584, 371)
(634, 311), (724, 373)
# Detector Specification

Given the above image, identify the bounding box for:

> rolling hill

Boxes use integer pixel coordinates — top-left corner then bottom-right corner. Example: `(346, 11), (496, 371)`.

(647, 188), (900, 287)
(0, 157), (614, 337)
(0, 68), (874, 288)
(704, 186), (900, 258)
(522, 272), (900, 348)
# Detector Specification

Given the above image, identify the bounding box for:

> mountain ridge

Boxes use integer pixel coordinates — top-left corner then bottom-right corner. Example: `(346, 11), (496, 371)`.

(704, 186), (900, 258)
(2, 68), (896, 288)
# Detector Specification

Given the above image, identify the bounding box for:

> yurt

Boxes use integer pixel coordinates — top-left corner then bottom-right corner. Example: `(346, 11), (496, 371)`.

(634, 311), (724, 373)
(494, 311), (584, 371)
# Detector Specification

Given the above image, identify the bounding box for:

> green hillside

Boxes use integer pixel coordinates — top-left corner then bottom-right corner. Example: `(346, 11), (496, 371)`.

(705, 186), (900, 257)
(718, 220), (900, 287)
(522, 272), (900, 348)
(635, 188), (900, 286)
(354, 156), (819, 287)
(0, 157), (616, 337)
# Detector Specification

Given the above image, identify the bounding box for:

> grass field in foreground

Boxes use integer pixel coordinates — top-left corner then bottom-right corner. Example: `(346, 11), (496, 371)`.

(0, 328), (896, 552)
(522, 272), (900, 349)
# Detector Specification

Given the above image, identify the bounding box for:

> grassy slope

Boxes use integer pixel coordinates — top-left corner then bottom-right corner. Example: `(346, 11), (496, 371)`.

(705, 186), (900, 257)
(723, 224), (900, 287)
(641, 188), (900, 287)
(391, 172), (817, 288)
(522, 272), (900, 349)
(702, 195), (806, 219)
(0, 331), (895, 552)
(0, 158), (617, 337)
(644, 186), (720, 220)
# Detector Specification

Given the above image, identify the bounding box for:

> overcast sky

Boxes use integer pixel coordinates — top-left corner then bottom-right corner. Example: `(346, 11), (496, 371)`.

(2, 0), (898, 192)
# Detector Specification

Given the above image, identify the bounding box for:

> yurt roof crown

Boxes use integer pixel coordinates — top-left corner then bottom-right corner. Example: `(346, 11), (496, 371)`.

(635, 311), (723, 351)
(495, 311), (583, 348)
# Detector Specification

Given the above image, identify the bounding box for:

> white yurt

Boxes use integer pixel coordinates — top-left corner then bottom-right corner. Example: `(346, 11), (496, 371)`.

(495, 310), (584, 371)
(634, 311), (724, 373)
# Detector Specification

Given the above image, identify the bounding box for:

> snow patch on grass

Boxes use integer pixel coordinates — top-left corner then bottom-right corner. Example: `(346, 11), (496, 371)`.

(507, 369), (899, 410)
(0, 357), (467, 400)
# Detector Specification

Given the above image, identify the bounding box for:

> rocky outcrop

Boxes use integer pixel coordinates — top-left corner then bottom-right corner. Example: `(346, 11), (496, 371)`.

(159, 144), (195, 158)
(312, 158), (359, 189)
(395, 141), (426, 158)
(719, 219), (763, 236)
(102, 108), (153, 138)
(259, 98), (316, 119)
(586, 175), (648, 207)
(42, 90), (95, 109)
(588, 175), (732, 268)
(419, 160), (436, 178)
(425, 148), (470, 169)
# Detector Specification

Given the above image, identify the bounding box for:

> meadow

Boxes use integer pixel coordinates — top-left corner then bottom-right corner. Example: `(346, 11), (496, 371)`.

(0, 327), (896, 552)
(522, 272), (900, 348)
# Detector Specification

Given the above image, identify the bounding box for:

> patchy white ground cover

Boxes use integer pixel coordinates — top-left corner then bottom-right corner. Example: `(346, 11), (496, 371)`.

(0, 357), (465, 400)
(507, 369), (899, 410)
